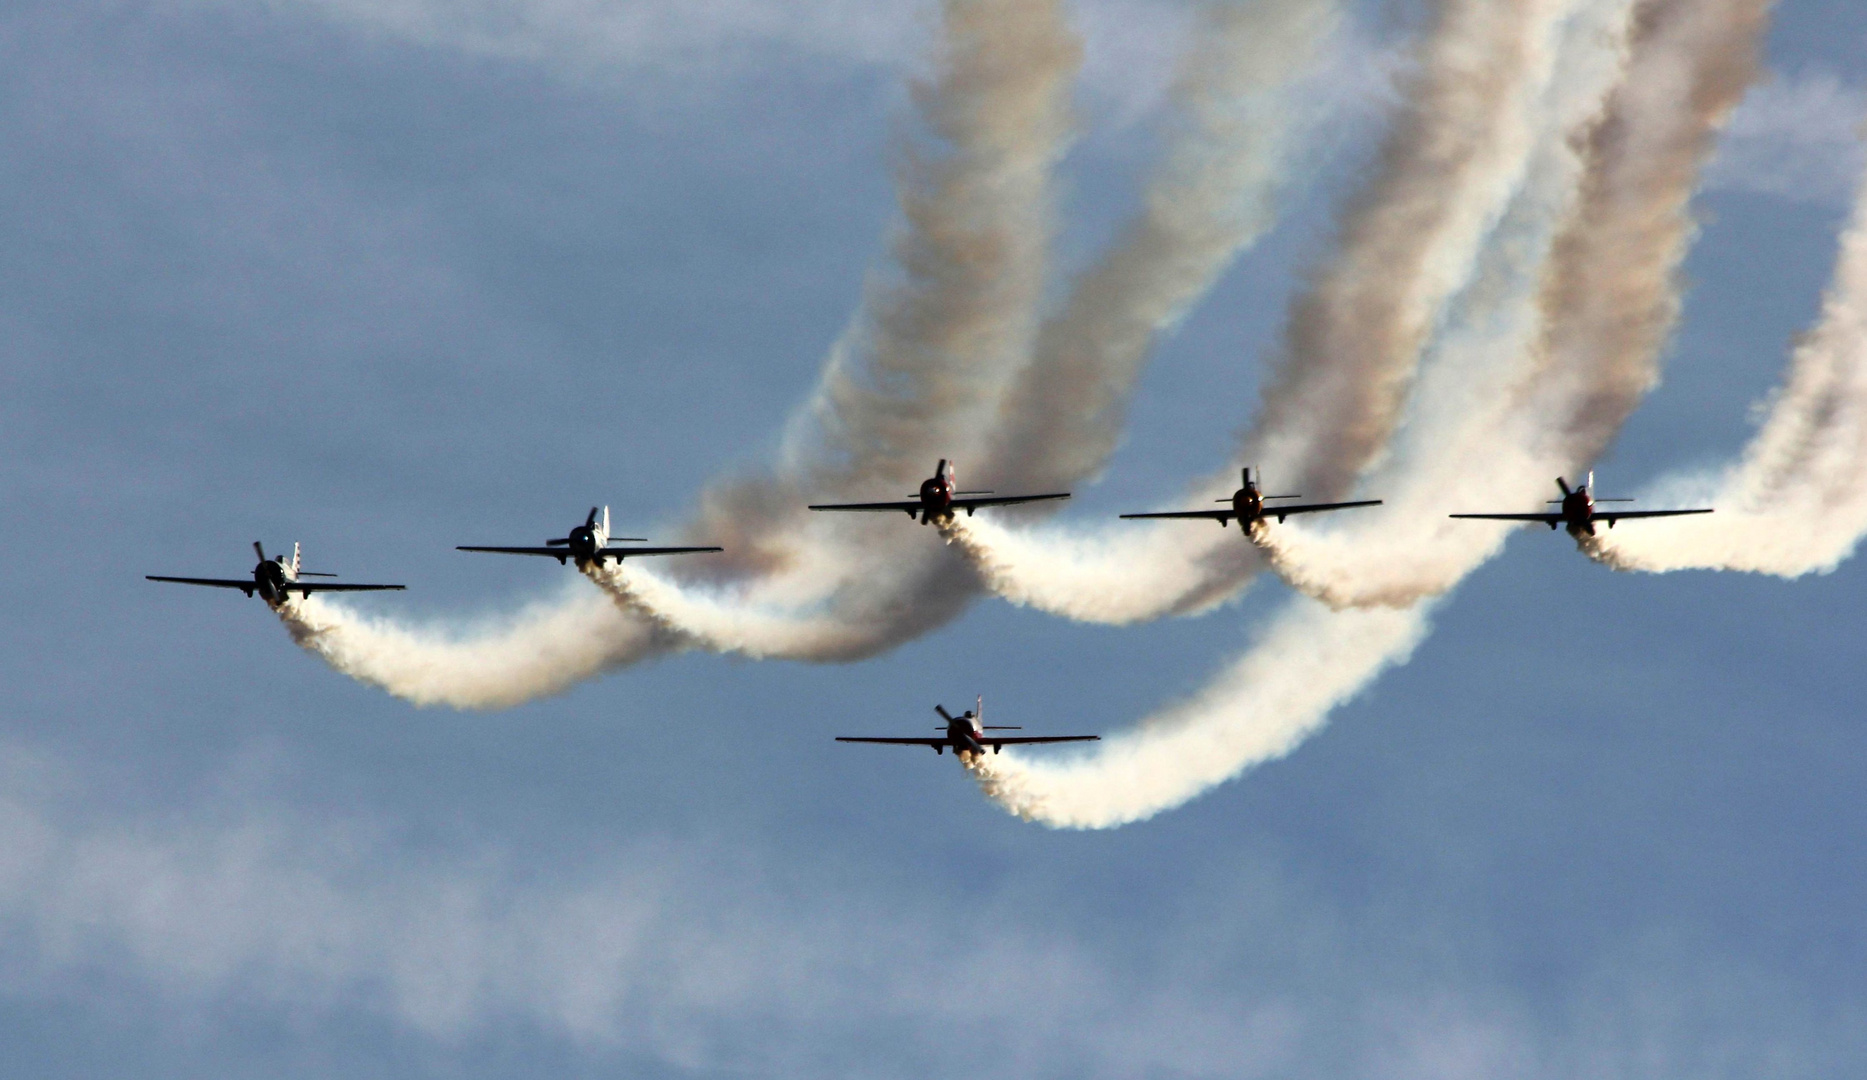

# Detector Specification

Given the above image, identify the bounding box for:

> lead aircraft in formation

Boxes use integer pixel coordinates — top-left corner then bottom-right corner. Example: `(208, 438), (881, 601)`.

(1120, 468), (1382, 530)
(1449, 473), (1713, 537)
(458, 506), (722, 567)
(808, 459), (1070, 524)
(836, 696), (1100, 757)
(147, 542), (404, 608)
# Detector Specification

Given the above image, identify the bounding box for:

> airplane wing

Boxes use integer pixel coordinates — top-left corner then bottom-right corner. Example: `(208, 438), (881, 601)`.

(146, 575), (256, 592)
(599, 546), (724, 559)
(834, 737), (948, 747)
(1268, 499), (1382, 520)
(1447, 513), (1566, 524)
(807, 501), (925, 516)
(1120, 509), (1234, 523)
(291, 582), (405, 593)
(948, 493), (1070, 513)
(983, 735), (1101, 745)
(456, 546), (575, 557)
(1596, 508), (1714, 524)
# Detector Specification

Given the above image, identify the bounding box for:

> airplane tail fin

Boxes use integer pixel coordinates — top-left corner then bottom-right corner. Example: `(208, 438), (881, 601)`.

(600, 506), (611, 544)
(1586, 469), (1595, 494)
(291, 542), (301, 576)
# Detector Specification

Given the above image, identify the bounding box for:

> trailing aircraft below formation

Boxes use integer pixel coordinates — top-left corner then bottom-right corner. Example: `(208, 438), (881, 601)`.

(1449, 473), (1713, 538)
(457, 506), (722, 568)
(836, 696), (1100, 757)
(1120, 468), (1382, 531)
(148, 542), (405, 608)
(808, 459), (1069, 524)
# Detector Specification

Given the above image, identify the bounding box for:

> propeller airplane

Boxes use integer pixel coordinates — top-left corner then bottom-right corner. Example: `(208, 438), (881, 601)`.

(809, 459), (1069, 524)
(1449, 473), (1713, 537)
(1120, 468), (1381, 530)
(148, 542), (405, 608)
(458, 506), (722, 567)
(837, 696), (1100, 757)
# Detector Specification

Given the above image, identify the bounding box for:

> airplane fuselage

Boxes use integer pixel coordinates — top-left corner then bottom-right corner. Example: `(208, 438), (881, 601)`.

(917, 474), (955, 523)
(252, 558), (296, 607)
(562, 523), (603, 564)
(943, 716), (987, 756)
(1559, 490), (1597, 537)
(1232, 484), (1265, 528)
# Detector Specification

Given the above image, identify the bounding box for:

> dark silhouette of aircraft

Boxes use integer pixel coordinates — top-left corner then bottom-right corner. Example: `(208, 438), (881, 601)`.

(148, 542), (404, 608)
(1449, 473), (1712, 537)
(809, 459), (1069, 524)
(458, 506), (721, 567)
(837, 696), (1100, 757)
(1120, 468), (1381, 530)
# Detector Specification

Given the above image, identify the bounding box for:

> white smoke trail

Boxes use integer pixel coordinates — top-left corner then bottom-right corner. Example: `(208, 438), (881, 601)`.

(1587, 148), (1867, 576)
(986, 0), (1342, 493)
(969, 599), (1427, 828)
(279, 584), (673, 710)
(643, 0), (1348, 642)
(951, 0), (1592, 623)
(1525, 0), (1775, 469)
(1260, 0), (1771, 606)
(285, 0), (1083, 697)
(969, 0), (1779, 828)
(1253, 0), (1639, 607)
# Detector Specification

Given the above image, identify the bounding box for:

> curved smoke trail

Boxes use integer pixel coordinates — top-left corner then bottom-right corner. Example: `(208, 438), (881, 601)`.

(286, 0), (1349, 694)
(1254, 0), (1640, 608)
(1259, 0), (1770, 608)
(1586, 146), (1867, 576)
(283, 0), (1084, 698)
(970, 0), (1776, 828)
(985, 0), (1342, 493)
(950, 0), (1595, 623)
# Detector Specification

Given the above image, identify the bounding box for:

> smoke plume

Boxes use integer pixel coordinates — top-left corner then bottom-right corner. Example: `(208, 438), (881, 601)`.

(1587, 139), (1867, 576)
(969, 0), (1780, 828)
(970, 599), (1427, 828)
(950, 0), (1596, 622)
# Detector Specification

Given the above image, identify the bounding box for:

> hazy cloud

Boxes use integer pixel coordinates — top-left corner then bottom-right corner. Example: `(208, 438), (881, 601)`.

(1707, 68), (1867, 205)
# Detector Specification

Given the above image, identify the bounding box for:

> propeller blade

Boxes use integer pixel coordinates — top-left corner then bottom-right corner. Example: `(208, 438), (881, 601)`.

(934, 705), (955, 721)
(584, 507), (600, 528)
(253, 541), (266, 563)
(545, 538), (571, 546)
(1555, 477), (1573, 496)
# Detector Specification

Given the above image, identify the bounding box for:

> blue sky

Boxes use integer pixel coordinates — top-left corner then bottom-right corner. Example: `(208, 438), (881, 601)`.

(3, 0), (1867, 1075)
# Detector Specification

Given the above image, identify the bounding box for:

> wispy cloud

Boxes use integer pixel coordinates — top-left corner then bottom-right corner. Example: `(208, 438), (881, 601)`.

(1706, 69), (1867, 205)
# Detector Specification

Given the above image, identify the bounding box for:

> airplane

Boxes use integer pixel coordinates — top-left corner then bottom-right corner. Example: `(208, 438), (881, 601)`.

(1448, 473), (1713, 537)
(147, 542), (405, 607)
(1119, 468), (1382, 530)
(457, 506), (722, 567)
(836, 696), (1100, 757)
(808, 460), (1069, 524)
